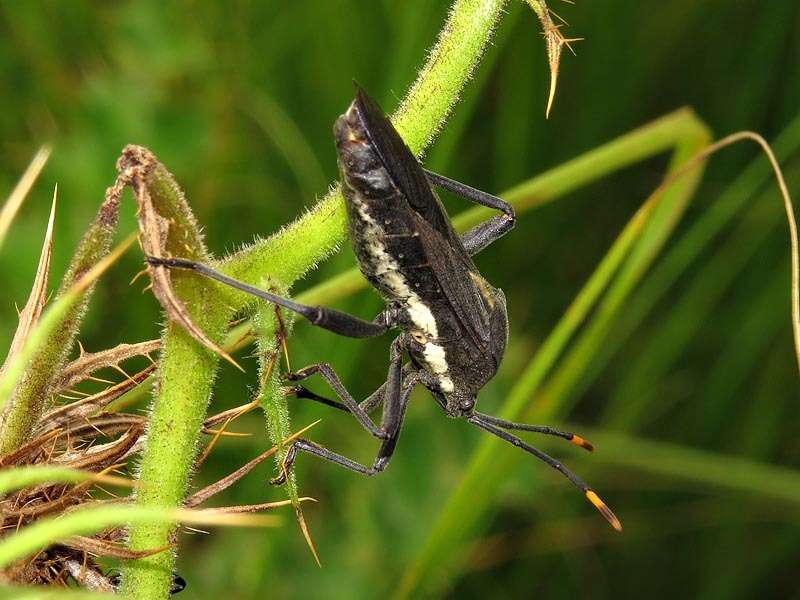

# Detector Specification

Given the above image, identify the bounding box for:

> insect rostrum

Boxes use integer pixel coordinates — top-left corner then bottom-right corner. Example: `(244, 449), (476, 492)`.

(147, 85), (621, 532)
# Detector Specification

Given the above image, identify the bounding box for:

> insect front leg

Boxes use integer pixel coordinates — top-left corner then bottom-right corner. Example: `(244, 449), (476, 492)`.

(291, 362), (418, 415)
(271, 340), (418, 483)
(146, 256), (394, 338)
(285, 364), (391, 440)
(424, 169), (516, 255)
(283, 336), (407, 440)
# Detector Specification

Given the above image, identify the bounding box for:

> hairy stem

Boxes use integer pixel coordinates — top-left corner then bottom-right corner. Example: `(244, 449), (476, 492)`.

(223, 0), (509, 288)
(122, 1), (508, 597)
(121, 152), (232, 598)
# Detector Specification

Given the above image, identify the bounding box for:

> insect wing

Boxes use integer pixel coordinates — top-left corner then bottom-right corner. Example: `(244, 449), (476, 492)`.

(351, 85), (492, 352)
(412, 212), (493, 353)
(352, 85), (464, 251)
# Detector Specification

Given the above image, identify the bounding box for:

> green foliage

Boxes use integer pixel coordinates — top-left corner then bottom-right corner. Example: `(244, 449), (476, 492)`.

(0, 504), (276, 569)
(0, 465), (130, 495)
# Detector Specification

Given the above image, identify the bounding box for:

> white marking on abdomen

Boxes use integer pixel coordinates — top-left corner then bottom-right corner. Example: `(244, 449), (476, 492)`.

(350, 190), (454, 393)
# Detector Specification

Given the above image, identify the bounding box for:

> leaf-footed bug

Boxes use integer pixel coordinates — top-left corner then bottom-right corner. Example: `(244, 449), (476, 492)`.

(147, 85), (621, 531)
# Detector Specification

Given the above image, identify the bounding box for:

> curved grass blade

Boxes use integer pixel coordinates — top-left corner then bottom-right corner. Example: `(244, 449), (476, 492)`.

(0, 146), (51, 252)
(601, 112), (800, 426)
(395, 112), (712, 599)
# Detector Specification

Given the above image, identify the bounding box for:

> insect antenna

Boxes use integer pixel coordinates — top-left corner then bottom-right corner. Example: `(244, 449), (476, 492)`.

(472, 411), (594, 451)
(467, 414), (622, 531)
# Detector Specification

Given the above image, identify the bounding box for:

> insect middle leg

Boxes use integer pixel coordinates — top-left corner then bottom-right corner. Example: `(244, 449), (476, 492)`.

(285, 363), (393, 440)
(424, 169), (516, 256)
(290, 362), (418, 415)
(291, 379), (385, 415)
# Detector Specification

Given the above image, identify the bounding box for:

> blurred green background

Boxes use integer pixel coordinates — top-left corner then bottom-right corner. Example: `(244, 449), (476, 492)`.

(2, 1), (800, 598)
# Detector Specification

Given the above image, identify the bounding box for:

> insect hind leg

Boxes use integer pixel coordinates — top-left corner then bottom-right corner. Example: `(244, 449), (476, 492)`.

(289, 360), (419, 418)
(461, 215), (516, 256)
(286, 363), (389, 439)
(423, 169), (516, 256)
(424, 169), (514, 217)
(270, 438), (379, 482)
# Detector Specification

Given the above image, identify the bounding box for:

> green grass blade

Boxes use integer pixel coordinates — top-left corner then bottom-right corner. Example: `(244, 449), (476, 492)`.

(581, 425), (800, 505)
(0, 146), (50, 253)
(0, 465), (132, 495)
(396, 112), (712, 599)
(529, 129), (709, 416)
(0, 587), (115, 600)
(0, 504), (278, 569)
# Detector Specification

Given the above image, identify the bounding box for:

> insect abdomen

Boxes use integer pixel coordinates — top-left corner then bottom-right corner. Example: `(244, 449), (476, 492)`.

(335, 109), (444, 307)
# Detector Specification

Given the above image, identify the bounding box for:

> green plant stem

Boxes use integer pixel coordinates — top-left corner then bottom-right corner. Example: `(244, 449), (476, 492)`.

(123, 321), (230, 594)
(123, 1), (508, 598)
(222, 0), (509, 288)
(252, 305), (301, 509)
(121, 156), (233, 597)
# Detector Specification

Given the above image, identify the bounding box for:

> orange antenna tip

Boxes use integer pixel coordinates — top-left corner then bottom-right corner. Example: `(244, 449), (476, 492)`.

(570, 434), (594, 452)
(585, 490), (622, 532)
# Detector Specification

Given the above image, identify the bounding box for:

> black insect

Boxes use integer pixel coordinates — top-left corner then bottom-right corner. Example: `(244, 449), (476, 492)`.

(147, 85), (621, 530)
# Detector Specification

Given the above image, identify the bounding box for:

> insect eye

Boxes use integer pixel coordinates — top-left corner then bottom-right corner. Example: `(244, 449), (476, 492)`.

(411, 331), (427, 344)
